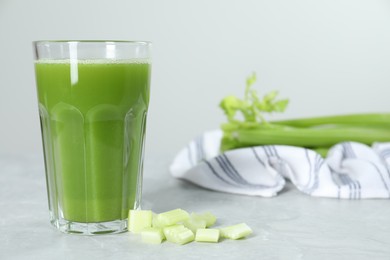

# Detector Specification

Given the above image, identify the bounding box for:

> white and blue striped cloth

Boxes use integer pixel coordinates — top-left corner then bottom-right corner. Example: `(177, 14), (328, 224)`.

(170, 130), (390, 199)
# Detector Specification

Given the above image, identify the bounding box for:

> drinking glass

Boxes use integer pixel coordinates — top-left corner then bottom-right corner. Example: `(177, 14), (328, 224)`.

(33, 41), (151, 235)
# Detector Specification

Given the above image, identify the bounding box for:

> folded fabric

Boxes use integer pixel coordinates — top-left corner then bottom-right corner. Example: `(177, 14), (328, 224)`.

(170, 130), (390, 199)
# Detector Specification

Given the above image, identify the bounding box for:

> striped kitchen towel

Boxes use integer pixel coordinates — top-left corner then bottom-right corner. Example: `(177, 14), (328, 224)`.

(170, 130), (390, 199)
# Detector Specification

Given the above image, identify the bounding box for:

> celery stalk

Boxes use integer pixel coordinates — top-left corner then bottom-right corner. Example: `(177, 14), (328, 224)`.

(223, 125), (390, 150)
(273, 113), (390, 128)
(219, 74), (390, 153)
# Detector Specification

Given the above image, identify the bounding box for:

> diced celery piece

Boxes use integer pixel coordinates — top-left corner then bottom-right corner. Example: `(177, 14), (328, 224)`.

(192, 212), (217, 227)
(195, 228), (220, 243)
(141, 227), (165, 244)
(157, 209), (189, 226)
(163, 224), (185, 241)
(152, 213), (164, 228)
(163, 225), (194, 245)
(220, 223), (253, 240)
(129, 209), (253, 245)
(183, 217), (207, 233)
(203, 212), (217, 227)
(174, 228), (194, 245)
(128, 210), (152, 233)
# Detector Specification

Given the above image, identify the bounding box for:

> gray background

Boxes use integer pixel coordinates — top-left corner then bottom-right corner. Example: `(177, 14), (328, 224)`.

(1, 0), (390, 159)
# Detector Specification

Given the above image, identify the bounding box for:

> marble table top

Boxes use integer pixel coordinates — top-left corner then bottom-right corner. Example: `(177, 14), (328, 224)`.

(1, 154), (389, 260)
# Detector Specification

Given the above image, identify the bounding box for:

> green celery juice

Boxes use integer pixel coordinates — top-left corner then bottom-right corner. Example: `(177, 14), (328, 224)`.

(35, 59), (150, 223)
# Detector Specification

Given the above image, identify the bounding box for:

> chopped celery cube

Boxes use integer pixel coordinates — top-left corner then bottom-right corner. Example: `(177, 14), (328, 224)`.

(141, 227), (165, 244)
(163, 225), (185, 241)
(163, 225), (194, 245)
(195, 228), (220, 243)
(128, 210), (152, 233)
(192, 212), (217, 227)
(203, 212), (217, 227)
(157, 209), (189, 226)
(152, 213), (164, 228)
(129, 209), (253, 245)
(220, 223), (253, 240)
(183, 217), (207, 233)
(174, 228), (194, 245)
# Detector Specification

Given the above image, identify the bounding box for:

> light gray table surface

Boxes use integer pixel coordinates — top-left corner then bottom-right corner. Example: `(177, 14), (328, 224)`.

(1, 153), (389, 260)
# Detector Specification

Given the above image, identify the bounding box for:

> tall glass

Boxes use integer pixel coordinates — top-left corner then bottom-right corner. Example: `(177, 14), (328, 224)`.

(33, 41), (151, 235)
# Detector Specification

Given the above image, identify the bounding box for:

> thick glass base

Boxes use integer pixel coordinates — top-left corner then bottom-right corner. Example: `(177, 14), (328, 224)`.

(51, 217), (128, 235)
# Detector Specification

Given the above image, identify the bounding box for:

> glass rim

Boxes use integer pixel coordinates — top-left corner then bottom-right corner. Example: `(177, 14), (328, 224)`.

(33, 40), (151, 46)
